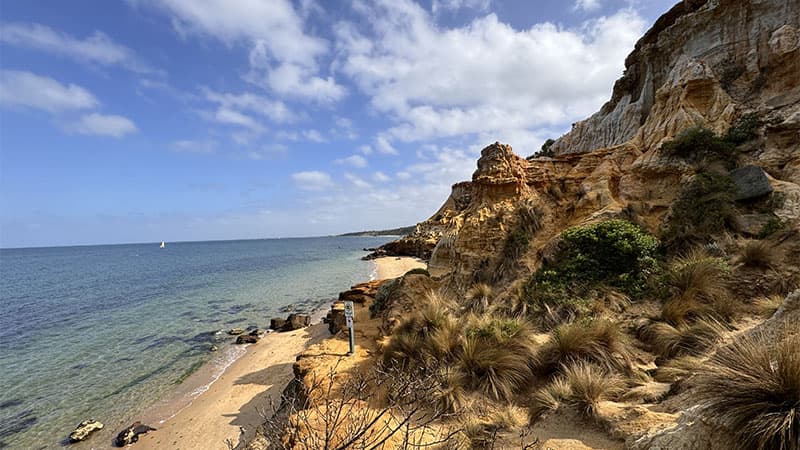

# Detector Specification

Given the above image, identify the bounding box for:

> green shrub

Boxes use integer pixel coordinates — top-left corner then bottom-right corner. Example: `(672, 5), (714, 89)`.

(725, 113), (761, 145)
(523, 220), (659, 321)
(529, 138), (555, 159)
(663, 171), (738, 250)
(660, 127), (734, 162)
(370, 278), (400, 317)
(404, 268), (430, 277)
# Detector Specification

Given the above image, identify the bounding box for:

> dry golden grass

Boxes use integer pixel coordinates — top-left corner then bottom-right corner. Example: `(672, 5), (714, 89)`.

(457, 335), (533, 402)
(751, 294), (784, 318)
(564, 362), (626, 417)
(639, 319), (727, 359)
(464, 283), (492, 314)
(694, 333), (800, 450)
(735, 239), (777, 269)
(536, 320), (631, 375)
(663, 249), (730, 324)
(529, 378), (573, 419)
(382, 292), (458, 367)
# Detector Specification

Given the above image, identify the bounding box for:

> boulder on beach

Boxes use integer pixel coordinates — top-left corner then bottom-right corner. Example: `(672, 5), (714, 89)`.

(68, 419), (103, 443)
(227, 328), (245, 335)
(270, 317), (287, 330)
(236, 334), (259, 344)
(114, 422), (155, 447)
(282, 313), (310, 331)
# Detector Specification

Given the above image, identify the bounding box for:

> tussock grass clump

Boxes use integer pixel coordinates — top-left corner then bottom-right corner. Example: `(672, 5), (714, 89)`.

(751, 295), (784, 318)
(530, 378), (572, 418)
(694, 334), (800, 450)
(735, 240), (777, 269)
(536, 320), (631, 375)
(530, 363), (624, 419)
(639, 319), (727, 359)
(381, 292), (458, 368)
(464, 284), (492, 314)
(564, 363), (625, 417)
(457, 334), (534, 402)
(662, 249), (731, 324)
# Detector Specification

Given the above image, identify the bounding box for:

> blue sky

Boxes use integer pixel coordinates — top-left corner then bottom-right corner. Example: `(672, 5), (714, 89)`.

(0, 0), (675, 248)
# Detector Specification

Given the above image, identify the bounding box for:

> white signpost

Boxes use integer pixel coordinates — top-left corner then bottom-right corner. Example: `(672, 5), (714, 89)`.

(344, 301), (355, 355)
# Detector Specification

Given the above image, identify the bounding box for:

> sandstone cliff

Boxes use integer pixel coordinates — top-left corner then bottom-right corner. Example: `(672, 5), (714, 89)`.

(255, 1), (800, 448)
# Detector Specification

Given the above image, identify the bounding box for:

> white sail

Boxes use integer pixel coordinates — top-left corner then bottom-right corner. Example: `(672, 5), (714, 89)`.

(160, 241), (165, 248)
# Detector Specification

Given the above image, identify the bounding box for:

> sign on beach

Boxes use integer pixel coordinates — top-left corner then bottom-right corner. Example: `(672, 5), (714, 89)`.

(344, 301), (355, 355)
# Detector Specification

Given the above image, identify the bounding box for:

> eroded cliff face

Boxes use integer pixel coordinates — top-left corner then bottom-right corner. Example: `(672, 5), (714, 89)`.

(551, 0), (800, 162)
(413, 0), (800, 295)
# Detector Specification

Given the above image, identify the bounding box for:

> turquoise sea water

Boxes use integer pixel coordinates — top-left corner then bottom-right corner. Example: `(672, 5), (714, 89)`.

(0, 237), (389, 449)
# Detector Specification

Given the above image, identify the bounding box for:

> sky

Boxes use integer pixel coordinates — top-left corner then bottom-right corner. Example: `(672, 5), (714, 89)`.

(0, 0), (676, 248)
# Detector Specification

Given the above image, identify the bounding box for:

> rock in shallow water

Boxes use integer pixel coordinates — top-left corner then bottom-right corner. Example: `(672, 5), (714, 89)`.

(68, 419), (104, 442)
(114, 422), (155, 446)
(235, 334), (259, 344)
(227, 328), (245, 335)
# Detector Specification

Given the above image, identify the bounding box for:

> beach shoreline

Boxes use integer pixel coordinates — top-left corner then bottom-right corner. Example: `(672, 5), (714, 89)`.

(128, 256), (425, 450)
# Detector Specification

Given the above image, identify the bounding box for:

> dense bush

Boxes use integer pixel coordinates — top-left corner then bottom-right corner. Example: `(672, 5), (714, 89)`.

(530, 219), (659, 297)
(528, 138), (555, 159)
(660, 126), (734, 162)
(725, 113), (761, 145)
(662, 171), (738, 250)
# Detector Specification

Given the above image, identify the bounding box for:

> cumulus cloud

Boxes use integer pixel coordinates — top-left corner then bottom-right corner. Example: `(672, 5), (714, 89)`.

(0, 70), (98, 112)
(0, 22), (158, 74)
(372, 171), (391, 182)
(335, 154), (368, 168)
(291, 170), (334, 190)
(574, 0), (602, 12)
(133, 0), (344, 102)
(66, 113), (138, 137)
(344, 173), (372, 189)
(335, 0), (645, 153)
(432, 0), (491, 14)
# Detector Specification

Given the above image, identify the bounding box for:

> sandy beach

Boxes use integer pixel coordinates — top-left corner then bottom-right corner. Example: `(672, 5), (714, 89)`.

(131, 256), (425, 450)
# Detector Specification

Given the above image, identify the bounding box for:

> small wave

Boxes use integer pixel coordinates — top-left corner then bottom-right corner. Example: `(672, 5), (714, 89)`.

(369, 261), (378, 281)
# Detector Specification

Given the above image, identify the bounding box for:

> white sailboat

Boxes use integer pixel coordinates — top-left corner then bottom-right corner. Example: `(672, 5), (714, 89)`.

(159, 241), (166, 249)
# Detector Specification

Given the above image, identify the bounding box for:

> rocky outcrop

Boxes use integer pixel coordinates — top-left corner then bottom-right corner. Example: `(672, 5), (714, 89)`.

(68, 419), (103, 443)
(114, 422), (155, 447)
(730, 165), (773, 200)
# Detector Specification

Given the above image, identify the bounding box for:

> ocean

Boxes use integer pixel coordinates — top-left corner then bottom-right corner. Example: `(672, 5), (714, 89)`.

(0, 236), (390, 449)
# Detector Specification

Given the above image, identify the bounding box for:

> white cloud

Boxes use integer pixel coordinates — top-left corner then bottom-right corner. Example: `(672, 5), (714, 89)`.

(0, 22), (158, 74)
(133, 0), (344, 102)
(359, 144), (373, 155)
(171, 139), (218, 154)
(574, 0), (602, 12)
(372, 171), (390, 182)
(203, 89), (294, 123)
(291, 170), (334, 190)
(335, 154), (368, 168)
(344, 173), (372, 189)
(335, 1), (645, 153)
(67, 113), (138, 137)
(375, 136), (399, 155)
(0, 70), (98, 112)
(432, 0), (491, 14)
(302, 129), (326, 142)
